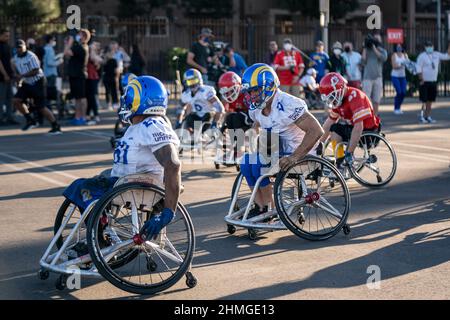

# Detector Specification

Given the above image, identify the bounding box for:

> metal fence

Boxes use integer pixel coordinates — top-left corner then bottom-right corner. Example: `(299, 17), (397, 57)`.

(2, 16), (450, 99)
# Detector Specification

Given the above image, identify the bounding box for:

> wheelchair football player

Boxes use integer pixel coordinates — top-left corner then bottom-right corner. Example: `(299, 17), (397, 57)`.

(39, 76), (197, 295)
(224, 64), (351, 241)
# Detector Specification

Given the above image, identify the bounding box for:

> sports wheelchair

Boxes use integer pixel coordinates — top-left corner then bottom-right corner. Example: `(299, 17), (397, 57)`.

(39, 173), (197, 295)
(323, 131), (397, 188)
(225, 155), (351, 241)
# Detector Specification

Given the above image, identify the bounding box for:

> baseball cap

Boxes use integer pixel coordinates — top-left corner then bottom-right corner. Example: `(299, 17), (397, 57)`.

(15, 39), (26, 48)
(316, 40), (324, 46)
(424, 40), (434, 47)
(200, 27), (214, 37)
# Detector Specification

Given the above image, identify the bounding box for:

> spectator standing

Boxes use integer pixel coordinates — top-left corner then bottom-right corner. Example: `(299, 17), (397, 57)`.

(12, 39), (61, 134)
(221, 45), (248, 76)
(86, 41), (103, 124)
(103, 47), (120, 110)
(64, 29), (90, 125)
(273, 38), (305, 97)
(327, 41), (347, 76)
(265, 41), (279, 65)
(129, 44), (146, 76)
(310, 40), (329, 83)
(187, 28), (215, 83)
(0, 29), (18, 125)
(416, 41), (450, 123)
(342, 42), (362, 89)
(391, 44), (409, 115)
(361, 33), (388, 115)
(43, 35), (63, 104)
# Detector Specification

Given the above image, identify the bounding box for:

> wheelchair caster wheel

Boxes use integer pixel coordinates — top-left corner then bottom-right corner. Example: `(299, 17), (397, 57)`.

(38, 269), (49, 280)
(248, 229), (258, 240)
(227, 224), (236, 235)
(215, 163), (220, 170)
(185, 272), (197, 288)
(146, 259), (157, 272)
(55, 275), (67, 291)
(343, 224), (351, 235)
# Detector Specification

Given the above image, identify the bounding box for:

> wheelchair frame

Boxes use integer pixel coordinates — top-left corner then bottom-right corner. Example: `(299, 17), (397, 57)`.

(39, 179), (196, 292)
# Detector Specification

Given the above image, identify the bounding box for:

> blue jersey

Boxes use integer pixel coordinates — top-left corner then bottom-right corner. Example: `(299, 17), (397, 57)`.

(310, 52), (329, 81)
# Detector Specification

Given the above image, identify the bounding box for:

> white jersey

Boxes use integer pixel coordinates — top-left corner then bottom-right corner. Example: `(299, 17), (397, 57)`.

(249, 90), (310, 155)
(181, 85), (217, 117)
(111, 117), (180, 178)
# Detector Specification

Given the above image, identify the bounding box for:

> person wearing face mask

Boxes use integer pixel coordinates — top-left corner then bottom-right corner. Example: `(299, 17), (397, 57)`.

(361, 33), (388, 115)
(273, 38), (305, 98)
(416, 40), (450, 124)
(342, 42), (362, 89)
(391, 44), (409, 115)
(327, 42), (347, 76)
(187, 28), (216, 84)
(43, 35), (63, 105)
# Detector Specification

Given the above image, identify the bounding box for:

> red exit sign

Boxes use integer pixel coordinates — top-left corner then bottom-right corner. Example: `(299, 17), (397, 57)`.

(387, 29), (404, 44)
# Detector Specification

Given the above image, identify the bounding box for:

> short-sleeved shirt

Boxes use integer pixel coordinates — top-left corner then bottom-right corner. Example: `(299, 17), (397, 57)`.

(416, 51), (450, 82)
(13, 51), (44, 85)
(310, 51), (329, 80)
(181, 85), (218, 117)
(111, 117), (180, 178)
(273, 50), (304, 86)
(329, 87), (379, 129)
(67, 42), (89, 78)
(0, 41), (13, 81)
(342, 51), (362, 81)
(249, 90), (309, 155)
(189, 42), (213, 69)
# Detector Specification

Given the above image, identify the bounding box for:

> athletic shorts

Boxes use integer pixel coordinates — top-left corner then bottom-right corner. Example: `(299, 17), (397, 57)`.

(69, 77), (86, 99)
(184, 113), (211, 132)
(419, 82), (437, 103)
(14, 77), (46, 109)
(330, 123), (380, 142)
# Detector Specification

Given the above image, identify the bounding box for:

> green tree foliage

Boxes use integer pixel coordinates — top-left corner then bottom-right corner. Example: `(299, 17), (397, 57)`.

(279, 0), (359, 20)
(0, 0), (60, 20)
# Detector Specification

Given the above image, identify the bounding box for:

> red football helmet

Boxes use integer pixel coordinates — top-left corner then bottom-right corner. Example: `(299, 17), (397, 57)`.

(218, 71), (242, 103)
(319, 72), (348, 107)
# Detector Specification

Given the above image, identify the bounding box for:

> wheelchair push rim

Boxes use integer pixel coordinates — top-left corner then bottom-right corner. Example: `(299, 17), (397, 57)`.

(87, 182), (195, 295)
(274, 156), (351, 241)
(349, 132), (397, 188)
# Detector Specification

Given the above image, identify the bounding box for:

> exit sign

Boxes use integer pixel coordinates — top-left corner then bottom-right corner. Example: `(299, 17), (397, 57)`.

(387, 29), (404, 44)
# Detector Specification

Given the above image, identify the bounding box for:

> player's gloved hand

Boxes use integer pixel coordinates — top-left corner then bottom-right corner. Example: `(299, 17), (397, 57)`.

(344, 151), (354, 166)
(141, 208), (174, 240)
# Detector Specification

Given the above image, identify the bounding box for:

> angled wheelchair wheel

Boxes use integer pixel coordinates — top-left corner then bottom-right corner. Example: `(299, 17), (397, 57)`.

(274, 156), (351, 241)
(54, 199), (86, 250)
(87, 182), (195, 295)
(349, 132), (397, 188)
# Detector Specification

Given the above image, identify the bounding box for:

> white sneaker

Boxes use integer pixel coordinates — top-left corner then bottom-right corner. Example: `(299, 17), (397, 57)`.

(426, 117), (436, 124)
(87, 120), (97, 126)
(94, 116), (100, 122)
(419, 116), (427, 124)
(394, 110), (403, 115)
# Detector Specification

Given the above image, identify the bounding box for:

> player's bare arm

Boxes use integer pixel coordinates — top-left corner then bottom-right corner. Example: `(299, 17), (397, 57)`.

(279, 111), (324, 171)
(154, 143), (181, 212)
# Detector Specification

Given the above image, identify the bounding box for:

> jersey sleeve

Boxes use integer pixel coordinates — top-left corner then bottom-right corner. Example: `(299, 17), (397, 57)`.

(141, 118), (180, 152)
(278, 94), (308, 126)
(181, 90), (191, 105)
(349, 90), (373, 124)
(203, 85), (217, 101)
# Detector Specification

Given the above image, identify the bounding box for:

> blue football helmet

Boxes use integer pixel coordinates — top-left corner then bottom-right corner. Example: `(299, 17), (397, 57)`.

(241, 63), (280, 110)
(183, 68), (203, 92)
(119, 76), (169, 124)
(121, 73), (137, 89)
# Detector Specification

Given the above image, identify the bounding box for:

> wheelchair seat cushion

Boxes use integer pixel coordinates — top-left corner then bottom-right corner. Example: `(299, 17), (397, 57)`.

(63, 175), (119, 211)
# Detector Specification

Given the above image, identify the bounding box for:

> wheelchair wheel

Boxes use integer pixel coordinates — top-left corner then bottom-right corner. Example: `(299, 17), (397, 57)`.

(274, 156), (351, 241)
(349, 132), (397, 188)
(87, 182), (195, 295)
(230, 173), (253, 215)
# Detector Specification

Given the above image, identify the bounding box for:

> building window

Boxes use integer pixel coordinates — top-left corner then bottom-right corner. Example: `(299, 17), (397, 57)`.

(275, 15), (293, 34)
(146, 17), (169, 37)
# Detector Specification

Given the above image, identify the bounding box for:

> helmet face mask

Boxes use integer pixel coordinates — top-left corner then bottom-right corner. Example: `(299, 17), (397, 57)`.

(243, 87), (267, 110)
(220, 84), (240, 103)
(218, 71), (242, 103)
(183, 69), (203, 94)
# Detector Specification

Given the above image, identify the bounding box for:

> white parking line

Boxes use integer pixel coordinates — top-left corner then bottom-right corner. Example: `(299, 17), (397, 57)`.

(392, 141), (450, 153)
(396, 150), (449, 164)
(0, 152), (79, 182)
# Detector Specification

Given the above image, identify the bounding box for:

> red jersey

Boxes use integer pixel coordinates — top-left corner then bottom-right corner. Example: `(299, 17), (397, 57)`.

(273, 50), (304, 86)
(329, 87), (380, 129)
(226, 93), (248, 113)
